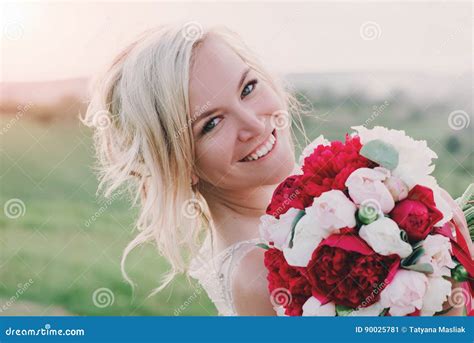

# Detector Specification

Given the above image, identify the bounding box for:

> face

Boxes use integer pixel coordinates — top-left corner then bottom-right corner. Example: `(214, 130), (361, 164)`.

(189, 35), (295, 192)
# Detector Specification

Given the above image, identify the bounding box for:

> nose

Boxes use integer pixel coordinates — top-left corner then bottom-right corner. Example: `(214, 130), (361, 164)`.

(236, 107), (266, 142)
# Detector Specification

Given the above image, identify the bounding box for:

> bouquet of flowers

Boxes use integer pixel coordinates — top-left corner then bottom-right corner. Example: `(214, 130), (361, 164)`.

(259, 126), (473, 316)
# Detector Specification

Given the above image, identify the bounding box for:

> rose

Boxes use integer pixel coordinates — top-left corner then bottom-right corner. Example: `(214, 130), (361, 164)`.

(264, 248), (312, 316)
(390, 185), (443, 243)
(345, 167), (395, 213)
(259, 208), (301, 250)
(306, 234), (400, 308)
(380, 269), (428, 316)
(301, 135), (375, 198)
(359, 217), (413, 258)
(266, 175), (311, 219)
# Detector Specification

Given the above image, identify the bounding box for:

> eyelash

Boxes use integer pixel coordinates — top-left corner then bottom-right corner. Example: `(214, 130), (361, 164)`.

(201, 79), (258, 135)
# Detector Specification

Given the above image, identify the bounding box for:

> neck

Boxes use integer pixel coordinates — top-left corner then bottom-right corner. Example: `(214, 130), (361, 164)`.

(199, 183), (276, 246)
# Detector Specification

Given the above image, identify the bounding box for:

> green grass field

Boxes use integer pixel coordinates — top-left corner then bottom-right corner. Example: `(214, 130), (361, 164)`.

(0, 91), (472, 316)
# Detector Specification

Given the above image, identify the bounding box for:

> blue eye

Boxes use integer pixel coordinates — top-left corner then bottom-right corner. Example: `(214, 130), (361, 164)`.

(202, 117), (221, 134)
(241, 79), (258, 99)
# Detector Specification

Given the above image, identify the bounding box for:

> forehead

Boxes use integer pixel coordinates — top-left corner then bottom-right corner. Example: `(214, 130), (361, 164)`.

(189, 36), (247, 108)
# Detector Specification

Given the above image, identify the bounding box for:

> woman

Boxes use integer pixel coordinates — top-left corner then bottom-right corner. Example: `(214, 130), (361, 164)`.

(82, 24), (473, 316)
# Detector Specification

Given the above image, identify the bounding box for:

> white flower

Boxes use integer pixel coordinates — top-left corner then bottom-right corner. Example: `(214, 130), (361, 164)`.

(298, 135), (330, 166)
(420, 276), (452, 316)
(305, 190), (357, 234)
(284, 190), (357, 267)
(359, 217), (413, 258)
(380, 269), (428, 316)
(259, 208), (300, 250)
(274, 306), (288, 316)
(418, 234), (456, 277)
(383, 175), (409, 202)
(302, 297), (336, 316)
(351, 126), (452, 226)
(283, 214), (324, 267)
(345, 167), (395, 213)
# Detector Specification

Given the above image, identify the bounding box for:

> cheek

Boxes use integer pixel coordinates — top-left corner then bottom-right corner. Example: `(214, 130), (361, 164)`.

(194, 136), (234, 182)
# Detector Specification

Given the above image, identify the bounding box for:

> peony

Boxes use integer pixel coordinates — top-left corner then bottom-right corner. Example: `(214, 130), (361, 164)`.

(302, 297), (336, 316)
(301, 135), (375, 198)
(383, 175), (409, 202)
(390, 185), (443, 243)
(418, 234), (456, 277)
(306, 190), (357, 233)
(359, 217), (413, 258)
(380, 269), (428, 316)
(266, 175), (312, 219)
(264, 248), (312, 316)
(307, 234), (400, 308)
(420, 277), (452, 316)
(345, 167), (395, 213)
(259, 208), (301, 250)
(298, 135), (330, 167)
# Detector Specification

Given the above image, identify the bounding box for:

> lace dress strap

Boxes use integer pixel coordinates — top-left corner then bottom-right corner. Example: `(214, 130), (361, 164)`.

(188, 236), (261, 316)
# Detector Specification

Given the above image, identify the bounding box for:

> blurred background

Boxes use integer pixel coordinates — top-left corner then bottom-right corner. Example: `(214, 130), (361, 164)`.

(0, 1), (472, 316)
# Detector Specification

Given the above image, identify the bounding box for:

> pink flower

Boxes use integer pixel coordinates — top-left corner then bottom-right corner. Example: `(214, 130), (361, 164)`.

(345, 167), (395, 214)
(380, 270), (428, 316)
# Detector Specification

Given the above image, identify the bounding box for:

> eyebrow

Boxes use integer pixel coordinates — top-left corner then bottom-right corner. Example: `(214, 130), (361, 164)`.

(192, 67), (251, 128)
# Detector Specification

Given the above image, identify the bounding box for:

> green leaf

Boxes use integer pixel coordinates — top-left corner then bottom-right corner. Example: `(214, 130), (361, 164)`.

(401, 247), (425, 267)
(402, 263), (434, 274)
(256, 243), (270, 250)
(288, 210), (306, 248)
(360, 139), (399, 170)
(336, 305), (355, 316)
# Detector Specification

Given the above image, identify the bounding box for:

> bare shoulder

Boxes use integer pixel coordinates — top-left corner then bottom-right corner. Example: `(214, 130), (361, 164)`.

(231, 247), (276, 316)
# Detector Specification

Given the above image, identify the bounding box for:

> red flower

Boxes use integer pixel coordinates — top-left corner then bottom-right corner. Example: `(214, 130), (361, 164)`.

(266, 175), (312, 219)
(390, 185), (443, 243)
(301, 135), (375, 198)
(264, 248), (312, 316)
(306, 234), (400, 309)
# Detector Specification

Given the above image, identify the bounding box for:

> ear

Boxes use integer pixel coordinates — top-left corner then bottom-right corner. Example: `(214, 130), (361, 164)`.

(191, 173), (199, 186)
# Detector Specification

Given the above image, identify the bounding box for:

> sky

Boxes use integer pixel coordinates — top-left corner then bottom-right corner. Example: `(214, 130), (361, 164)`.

(1, 0), (472, 82)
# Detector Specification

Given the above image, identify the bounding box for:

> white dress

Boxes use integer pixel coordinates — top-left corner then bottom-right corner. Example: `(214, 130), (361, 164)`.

(188, 235), (262, 316)
(189, 165), (302, 315)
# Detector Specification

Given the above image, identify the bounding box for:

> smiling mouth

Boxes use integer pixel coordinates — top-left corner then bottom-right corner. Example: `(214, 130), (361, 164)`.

(240, 129), (277, 162)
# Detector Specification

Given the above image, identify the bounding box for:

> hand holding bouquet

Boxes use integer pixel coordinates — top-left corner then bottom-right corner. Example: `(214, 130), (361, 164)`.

(259, 126), (473, 316)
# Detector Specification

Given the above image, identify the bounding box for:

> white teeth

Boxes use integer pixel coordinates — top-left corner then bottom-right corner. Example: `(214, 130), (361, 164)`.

(243, 133), (276, 161)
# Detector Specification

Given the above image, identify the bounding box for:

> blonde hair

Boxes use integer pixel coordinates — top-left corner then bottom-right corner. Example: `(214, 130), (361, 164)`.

(81, 24), (307, 296)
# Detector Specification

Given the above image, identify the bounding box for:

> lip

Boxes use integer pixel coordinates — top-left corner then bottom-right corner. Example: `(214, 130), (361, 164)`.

(239, 129), (277, 163)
